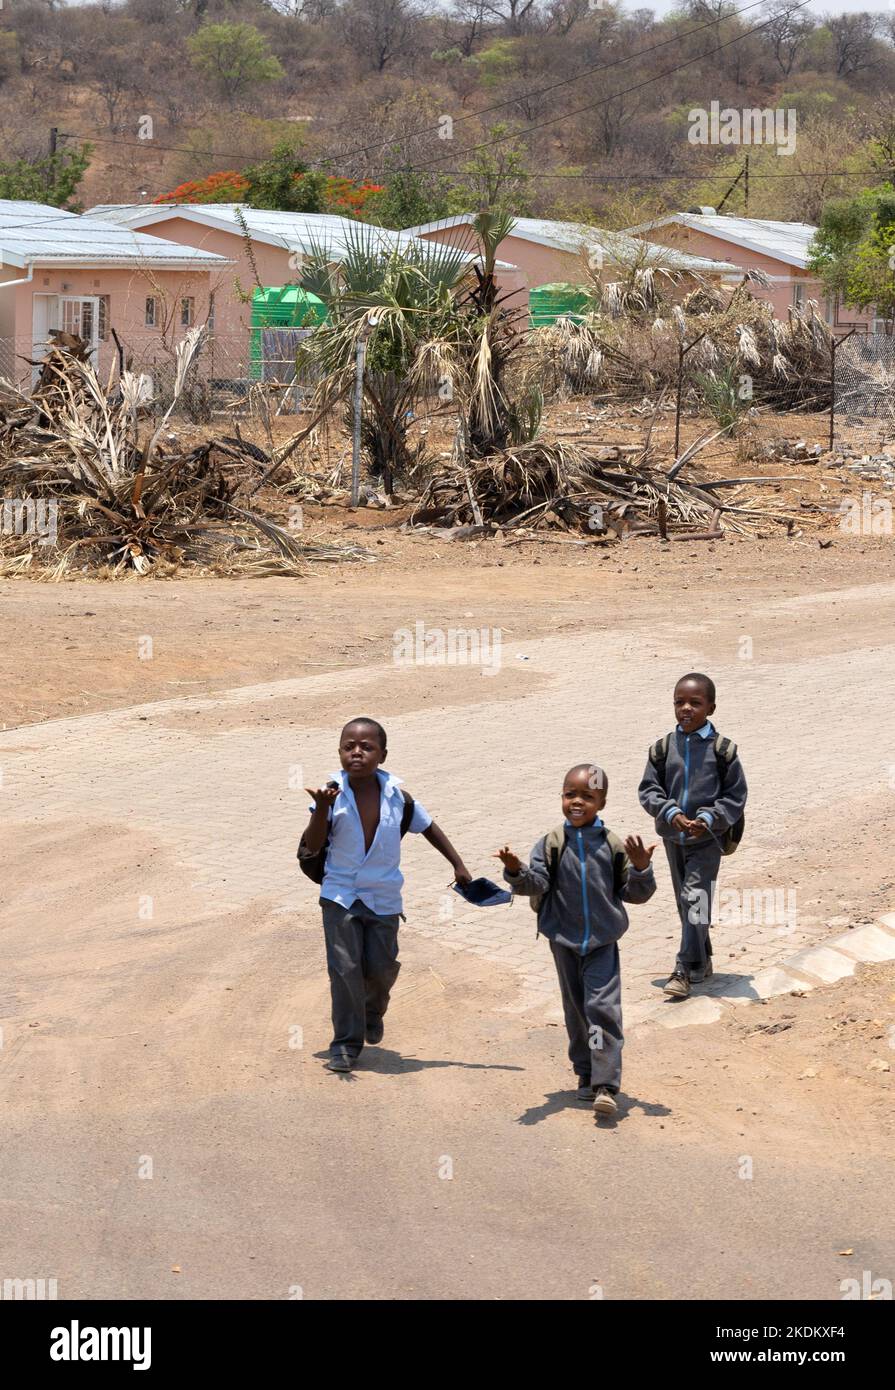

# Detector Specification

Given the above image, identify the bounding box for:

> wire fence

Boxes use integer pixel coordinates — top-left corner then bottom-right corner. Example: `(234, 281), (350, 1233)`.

(0, 331), (320, 420)
(833, 332), (895, 459)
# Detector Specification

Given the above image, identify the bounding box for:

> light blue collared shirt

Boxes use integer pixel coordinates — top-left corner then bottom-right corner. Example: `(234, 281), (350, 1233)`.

(665, 722), (716, 825)
(312, 768), (432, 916)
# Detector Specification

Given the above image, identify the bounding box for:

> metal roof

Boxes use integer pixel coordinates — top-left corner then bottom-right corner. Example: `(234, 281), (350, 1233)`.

(0, 199), (230, 269)
(622, 214), (819, 269)
(404, 213), (738, 275)
(90, 204), (430, 256)
(88, 204), (520, 271)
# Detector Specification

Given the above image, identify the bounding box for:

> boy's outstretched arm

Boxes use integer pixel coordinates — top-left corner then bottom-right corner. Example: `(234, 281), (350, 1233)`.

(619, 835), (658, 904)
(302, 782), (339, 852)
(496, 838), (550, 897)
(422, 822), (472, 884)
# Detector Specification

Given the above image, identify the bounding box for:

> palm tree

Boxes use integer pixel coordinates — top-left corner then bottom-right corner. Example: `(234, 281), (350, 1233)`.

(297, 223), (472, 492)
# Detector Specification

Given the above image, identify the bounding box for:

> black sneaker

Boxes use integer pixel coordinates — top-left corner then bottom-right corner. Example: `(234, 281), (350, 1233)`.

(663, 969), (691, 999)
(691, 958), (714, 984)
(593, 1087), (618, 1118)
(325, 1053), (354, 1072)
(575, 1075), (594, 1101)
(365, 1019), (384, 1045)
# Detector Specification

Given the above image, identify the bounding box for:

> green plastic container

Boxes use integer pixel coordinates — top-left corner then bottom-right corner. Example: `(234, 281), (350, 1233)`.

(250, 286), (327, 380)
(529, 282), (590, 329)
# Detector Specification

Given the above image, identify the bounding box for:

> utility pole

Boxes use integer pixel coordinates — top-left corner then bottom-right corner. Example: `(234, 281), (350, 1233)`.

(46, 128), (58, 202)
(743, 154), (749, 216)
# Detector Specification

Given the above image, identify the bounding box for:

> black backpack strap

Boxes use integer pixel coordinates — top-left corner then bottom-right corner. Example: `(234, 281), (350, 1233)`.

(544, 825), (567, 886)
(605, 829), (627, 897)
(713, 734), (737, 787)
(399, 788), (415, 837)
(649, 733), (671, 769)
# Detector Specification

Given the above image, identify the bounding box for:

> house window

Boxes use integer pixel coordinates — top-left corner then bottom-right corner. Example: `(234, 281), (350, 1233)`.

(792, 283), (805, 308)
(145, 296), (158, 328)
(180, 297), (194, 327)
(98, 295), (110, 341)
(207, 292), (215, 332)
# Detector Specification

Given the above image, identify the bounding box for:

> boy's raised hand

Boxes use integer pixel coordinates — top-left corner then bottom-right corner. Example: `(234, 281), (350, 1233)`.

(305, 781), (339, 810)
(624, 835), (656, 871)
(495, 845), (522, 876)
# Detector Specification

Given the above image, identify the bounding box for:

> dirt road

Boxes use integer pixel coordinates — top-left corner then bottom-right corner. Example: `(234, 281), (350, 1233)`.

(1, 550), (893, 1299)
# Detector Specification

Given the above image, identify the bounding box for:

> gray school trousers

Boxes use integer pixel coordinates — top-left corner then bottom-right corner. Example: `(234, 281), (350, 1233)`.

(321, 897), (401, 1059)
(549, 939), (623, 1091)
(663, 838), (724, 973)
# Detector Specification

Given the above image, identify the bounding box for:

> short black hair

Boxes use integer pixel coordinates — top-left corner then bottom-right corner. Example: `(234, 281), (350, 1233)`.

(564, 763), (609, 792)
(341, 717), (387, 751)
(676, 672), (716, 702)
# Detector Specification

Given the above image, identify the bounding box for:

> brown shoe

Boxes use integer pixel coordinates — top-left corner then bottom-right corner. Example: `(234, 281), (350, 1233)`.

(663, 969), (691, 999)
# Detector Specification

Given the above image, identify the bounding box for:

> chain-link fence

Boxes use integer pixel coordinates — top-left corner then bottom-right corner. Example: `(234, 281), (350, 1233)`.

(0, 331), (320, 420)
(833, 332), (895, 457)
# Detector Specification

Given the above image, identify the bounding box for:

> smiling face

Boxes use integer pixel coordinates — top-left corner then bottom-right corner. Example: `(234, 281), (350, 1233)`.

(339, 721), (386, 779)
(562, 765), (608, 828)
(674, 678), (716, 733)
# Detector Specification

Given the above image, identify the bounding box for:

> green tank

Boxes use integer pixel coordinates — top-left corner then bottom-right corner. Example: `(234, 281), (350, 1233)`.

(529, 282), (590, 329)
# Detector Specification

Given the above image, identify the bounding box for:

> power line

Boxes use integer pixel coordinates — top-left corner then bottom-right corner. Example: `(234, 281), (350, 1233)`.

(320, 0), (803, 169)
(58, 0), (812, 174)
(419, 168), (883, 182)
(409, 0), (818, 172)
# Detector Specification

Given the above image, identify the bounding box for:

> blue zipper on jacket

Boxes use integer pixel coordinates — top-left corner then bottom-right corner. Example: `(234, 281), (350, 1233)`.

(575, 827), (591, 954)
(680, 733), (691, 844)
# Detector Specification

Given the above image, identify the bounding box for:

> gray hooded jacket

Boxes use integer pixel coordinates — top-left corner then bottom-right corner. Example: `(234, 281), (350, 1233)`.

(503, 819), (656, 954)
(638, 724), (747, 845)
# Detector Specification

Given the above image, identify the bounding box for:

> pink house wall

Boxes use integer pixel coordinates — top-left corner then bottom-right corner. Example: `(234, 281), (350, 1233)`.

(2, 262), (220, 385)
(416, 224), (573, 305)
(636, 224), (875, 333)
(129, 218), (292, 341)
(140, 217), (530, 329)
(415, 225), (732, 313)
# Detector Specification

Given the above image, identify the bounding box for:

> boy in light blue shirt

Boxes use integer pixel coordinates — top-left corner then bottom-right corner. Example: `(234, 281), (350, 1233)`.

(303, 717), (471, 1071)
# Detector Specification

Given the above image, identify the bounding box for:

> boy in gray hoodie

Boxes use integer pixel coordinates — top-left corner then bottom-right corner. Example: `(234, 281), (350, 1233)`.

(638, 672), (748, 1000)
(497, 764), (656, 1117)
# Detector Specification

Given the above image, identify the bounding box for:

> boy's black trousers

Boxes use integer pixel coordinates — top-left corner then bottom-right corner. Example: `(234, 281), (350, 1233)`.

(663, 838), (723, 973)
(549, 939), (623, 1090)
(321, 897), (401, 1059)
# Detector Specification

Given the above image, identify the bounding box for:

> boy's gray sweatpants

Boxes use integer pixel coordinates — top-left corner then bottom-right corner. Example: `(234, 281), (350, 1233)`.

(550, 939), (623, 1090)
(663, 839), (723, 973)
(321, 897), (401, 1060)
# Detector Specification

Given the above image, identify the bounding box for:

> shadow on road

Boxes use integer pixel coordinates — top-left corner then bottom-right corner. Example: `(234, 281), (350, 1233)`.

(516, 1088), (672, 1127)
(314, 1048), (525, 1076)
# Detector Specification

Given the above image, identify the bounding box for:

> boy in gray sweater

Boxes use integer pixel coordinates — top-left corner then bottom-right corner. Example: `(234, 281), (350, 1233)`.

(496, 764), (656, 1117)
(638, 672), (748, 1000)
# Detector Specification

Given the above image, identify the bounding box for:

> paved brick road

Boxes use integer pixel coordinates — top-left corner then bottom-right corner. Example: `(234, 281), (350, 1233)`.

(3, 583), (893, 1031)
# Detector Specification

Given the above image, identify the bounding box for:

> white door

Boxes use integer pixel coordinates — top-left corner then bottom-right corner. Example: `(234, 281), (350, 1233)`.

(59, 295), (100, 359)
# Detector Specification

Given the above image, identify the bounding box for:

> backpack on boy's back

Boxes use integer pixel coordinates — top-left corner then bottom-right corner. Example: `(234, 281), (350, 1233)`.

(647, 732), (745, 855)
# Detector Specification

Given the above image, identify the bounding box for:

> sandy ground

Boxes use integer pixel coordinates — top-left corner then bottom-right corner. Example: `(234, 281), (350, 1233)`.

(1, 529), (893, 1301)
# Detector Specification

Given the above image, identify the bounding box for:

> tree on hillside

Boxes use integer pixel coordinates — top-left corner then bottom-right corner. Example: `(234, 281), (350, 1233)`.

(0, 145), (92, 207)
(187, 22), (284, 102)
(824, 13), (882, 79)
(808, 184), (895, 332)
(338, 0), (422, 73)
(760, 0), (815, 78)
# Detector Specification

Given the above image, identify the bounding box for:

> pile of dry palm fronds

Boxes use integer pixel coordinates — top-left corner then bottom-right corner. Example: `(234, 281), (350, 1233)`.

(0, 334), (370, 576)
(410, 436), (815, 540)
(528, 285), (834, 413)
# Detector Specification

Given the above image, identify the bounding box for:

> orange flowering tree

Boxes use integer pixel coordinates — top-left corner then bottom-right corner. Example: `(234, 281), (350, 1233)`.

(154, 167), (383, 216)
